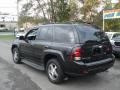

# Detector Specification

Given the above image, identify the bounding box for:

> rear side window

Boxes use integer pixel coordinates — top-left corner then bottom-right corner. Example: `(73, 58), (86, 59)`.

(54, 25), (75, 43)
(38, 26), (53, 41)
(76, 25), (109, 43)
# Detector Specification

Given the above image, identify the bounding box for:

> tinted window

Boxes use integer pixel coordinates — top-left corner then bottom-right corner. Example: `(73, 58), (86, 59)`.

(39, 26), (53, 41)
(54, 25), (75, 43)
(25, 29), (39, 40)
(27, 30), (37, 37)
(76, 25), (109, 43)
(112, 33), (120, 39)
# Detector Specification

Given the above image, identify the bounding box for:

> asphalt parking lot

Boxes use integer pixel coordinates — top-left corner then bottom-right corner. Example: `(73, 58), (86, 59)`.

(0, 40), (120, 90)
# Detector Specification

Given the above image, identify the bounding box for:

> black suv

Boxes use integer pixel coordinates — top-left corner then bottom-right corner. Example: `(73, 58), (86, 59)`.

(11, 23), (115, 84)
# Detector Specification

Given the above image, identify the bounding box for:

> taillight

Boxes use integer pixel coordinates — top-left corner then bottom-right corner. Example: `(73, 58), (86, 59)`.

(70, 47), (81, 61)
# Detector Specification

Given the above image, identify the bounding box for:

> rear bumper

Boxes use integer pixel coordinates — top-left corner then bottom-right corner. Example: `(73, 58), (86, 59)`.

(65, 55), (115, 76)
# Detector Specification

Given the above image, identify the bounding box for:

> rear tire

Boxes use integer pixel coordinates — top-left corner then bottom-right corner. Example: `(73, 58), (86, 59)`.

(46, 59), (65, 84)
(12, 48), (22, 64)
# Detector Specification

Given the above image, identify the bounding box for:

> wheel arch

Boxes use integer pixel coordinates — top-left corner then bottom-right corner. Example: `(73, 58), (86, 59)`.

(43, 50), (65, 70)
(11, 44), (19, 53)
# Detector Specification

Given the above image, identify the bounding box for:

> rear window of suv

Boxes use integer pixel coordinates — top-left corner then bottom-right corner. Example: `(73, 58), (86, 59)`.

(76, 25), (109, 43)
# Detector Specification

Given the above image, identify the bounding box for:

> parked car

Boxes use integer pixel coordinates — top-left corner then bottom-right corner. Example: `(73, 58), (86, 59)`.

(106, 32), (120, 55)
(15, 30), (26, 38)
(0, 24), (8, 31)
(11, 23), (115, 84)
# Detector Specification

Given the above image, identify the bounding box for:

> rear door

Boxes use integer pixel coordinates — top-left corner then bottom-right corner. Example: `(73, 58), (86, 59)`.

(76, 25), (112, 63)
(52, 25), (76, 61)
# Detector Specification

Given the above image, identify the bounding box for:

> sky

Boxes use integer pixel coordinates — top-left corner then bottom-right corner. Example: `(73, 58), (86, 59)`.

(0, 0), (25, 21)
(0, 0), (17, 15)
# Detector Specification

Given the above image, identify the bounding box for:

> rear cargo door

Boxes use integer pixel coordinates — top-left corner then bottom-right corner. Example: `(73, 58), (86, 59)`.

(76, 25), (112, 63)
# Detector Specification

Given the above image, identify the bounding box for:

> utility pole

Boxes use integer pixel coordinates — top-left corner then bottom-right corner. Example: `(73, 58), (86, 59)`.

(17, 0), (19, 31)
(25, 0), (29, 29)
(103, 10), (105, 31)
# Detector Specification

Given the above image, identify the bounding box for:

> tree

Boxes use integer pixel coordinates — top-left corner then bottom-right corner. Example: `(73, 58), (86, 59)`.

(18, 16), (45, 27)
(55, 0), (71, 22)
(114, 1), (120, 9)
(80, 0), (100, 23)
(19, 0), (79, 23)
(18, 0), (103, 28)
(20, 2), (33, 16)
(35, 0), (48, 21)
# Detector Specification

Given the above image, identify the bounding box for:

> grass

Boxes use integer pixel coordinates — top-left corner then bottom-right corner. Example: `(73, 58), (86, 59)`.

(0, 35), (15, 40)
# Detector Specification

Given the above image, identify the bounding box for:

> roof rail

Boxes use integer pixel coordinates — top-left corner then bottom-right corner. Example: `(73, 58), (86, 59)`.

(38, 21), (101, 29)
(41, 21), (74, 25)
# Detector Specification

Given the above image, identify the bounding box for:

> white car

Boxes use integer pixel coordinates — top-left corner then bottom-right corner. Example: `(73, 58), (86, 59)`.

(106, 32), (120, 55)
(16, 31), (26, 38)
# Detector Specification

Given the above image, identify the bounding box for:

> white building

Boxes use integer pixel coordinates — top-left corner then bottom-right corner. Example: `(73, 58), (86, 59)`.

(0, 21), (17, 30)
(0, 15), (17, 30)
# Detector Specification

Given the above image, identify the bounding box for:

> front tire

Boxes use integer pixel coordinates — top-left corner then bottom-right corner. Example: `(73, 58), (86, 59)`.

(12, 48), (21, 64)
(46, 59), (65, 84)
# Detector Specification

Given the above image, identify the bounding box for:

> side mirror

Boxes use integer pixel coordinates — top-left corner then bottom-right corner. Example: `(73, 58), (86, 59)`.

(19, 36), (25, 40)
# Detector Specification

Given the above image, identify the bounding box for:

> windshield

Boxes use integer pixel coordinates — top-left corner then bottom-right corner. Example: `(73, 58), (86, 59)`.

(76, 25), (109, 43)
(112, 33), (120, 39)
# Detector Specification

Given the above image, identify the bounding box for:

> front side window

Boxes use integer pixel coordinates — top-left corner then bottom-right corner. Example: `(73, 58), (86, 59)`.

(25, 29), (38, 40)
(54, 25), (75, 43)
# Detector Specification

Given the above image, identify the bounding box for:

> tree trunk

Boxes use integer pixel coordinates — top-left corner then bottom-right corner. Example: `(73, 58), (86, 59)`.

(50, 0), (56, 22)
(36, 0), (47, 22)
